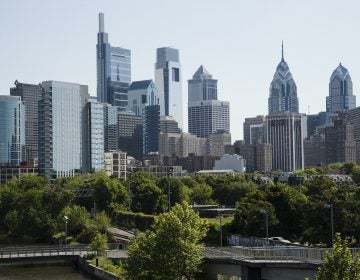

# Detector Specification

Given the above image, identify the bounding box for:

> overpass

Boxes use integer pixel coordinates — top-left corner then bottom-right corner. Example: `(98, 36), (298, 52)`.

(203, 246), (360, 280)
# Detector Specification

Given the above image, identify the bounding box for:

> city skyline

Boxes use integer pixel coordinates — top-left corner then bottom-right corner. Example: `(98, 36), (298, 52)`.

(1, 0), (360, 141)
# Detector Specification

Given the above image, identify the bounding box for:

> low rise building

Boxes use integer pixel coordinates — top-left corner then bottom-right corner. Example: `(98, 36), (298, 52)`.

(104, 150), (127, 180)
(214, 154), (246, 173)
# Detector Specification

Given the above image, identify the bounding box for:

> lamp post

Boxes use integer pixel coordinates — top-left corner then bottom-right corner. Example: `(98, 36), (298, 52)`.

(219, 210), (223, 247)
(260, 209), (269, 242)
(168, 167), (174, 211)
(64, 215), (69, 247)
(324, 203), (334, 245)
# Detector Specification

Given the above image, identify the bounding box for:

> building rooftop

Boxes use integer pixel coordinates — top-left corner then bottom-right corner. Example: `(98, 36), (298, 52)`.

(129, 80), (153, 91)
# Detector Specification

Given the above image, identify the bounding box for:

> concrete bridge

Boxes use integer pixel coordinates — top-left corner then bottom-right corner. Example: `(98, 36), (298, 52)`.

(0, 245), (127, 263)
(2, 244), (359, 280)
(202, 246), (360, 280)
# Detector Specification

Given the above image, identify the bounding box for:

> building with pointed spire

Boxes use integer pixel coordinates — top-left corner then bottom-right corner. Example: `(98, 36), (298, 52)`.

(268, 42), (299, 114)
(188, 65), (217, 103)
(97, 13), (131, 106)
(188, 65), (230, 138)
(326, 63), (355, 113)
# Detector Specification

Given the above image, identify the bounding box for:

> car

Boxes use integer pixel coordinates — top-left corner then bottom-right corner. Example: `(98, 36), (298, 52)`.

(269, 236), (291, 243)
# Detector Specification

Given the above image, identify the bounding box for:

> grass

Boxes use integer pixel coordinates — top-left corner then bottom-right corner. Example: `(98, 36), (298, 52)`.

(203, 216), (234, 226)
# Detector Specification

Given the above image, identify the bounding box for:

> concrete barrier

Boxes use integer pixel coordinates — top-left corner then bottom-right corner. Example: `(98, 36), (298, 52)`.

(77, 256), (119, 280)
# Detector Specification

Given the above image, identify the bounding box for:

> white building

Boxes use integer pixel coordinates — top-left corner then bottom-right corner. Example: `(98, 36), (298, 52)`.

(214, 154), (246, 173)
(104, 150), (127, 180)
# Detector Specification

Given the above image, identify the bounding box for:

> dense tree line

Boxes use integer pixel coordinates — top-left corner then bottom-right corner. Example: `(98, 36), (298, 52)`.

(2, 163), (360, 245)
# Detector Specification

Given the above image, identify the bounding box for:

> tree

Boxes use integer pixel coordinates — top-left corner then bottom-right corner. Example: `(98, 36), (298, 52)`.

(90, 232), (108, 256)
(317, 233), (360, 280)
(189, 183), (214, 205)
(126, 202), (208, 280)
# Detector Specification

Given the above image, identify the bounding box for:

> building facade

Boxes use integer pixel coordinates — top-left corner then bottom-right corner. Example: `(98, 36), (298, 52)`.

(188, 100), (230, 138)
(10, 81), (43, 161)
(118, 112), (143, 160)
(0, 96), (25, 166)
(188, 65), (217, 103)
(243, 115), (266, 144)
(209, 131), (231, 157)
(304, 134), (326, 167)
(325, 119), (356, 164)
(160, 115), (180, 133)
(266, 112), (305, 171)
(144, 105), (160, 154)
(38, 81), (89, 178)
(83, 97), (105, 173)
(159, 132), (207, 158)
(326, 63), (355, 114)
(104, 150), (127, 180)
(155, 47), (183, 129)
(127, 80), (159, 116)
(268, 43), (299, 114)
(214, 154), (246, 173)
(97, 13), (131, 105)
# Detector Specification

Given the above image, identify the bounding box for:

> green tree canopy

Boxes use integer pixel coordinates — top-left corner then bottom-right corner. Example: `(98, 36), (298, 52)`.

(126, 202), (208, 280)
(317, 233), (360, 280)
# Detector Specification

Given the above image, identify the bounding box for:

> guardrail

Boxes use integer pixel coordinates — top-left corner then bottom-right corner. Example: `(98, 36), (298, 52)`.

(205, 246), (360, 263)
(0, 245), (94, 259)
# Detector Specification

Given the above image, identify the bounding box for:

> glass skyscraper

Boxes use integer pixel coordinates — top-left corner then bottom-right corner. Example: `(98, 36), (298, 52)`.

(188, 65), (217, 103)
(155, 47), (183, 130)
(10, 81), (43, 162)
(0, 96), (25, 166)
(38, 81), (89, 178)
(97, 13), (131, 105)
(326, 63), (356, 113)
(268, 43), (299, 114)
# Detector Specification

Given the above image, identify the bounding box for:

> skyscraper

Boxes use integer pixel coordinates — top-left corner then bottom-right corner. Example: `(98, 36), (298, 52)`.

(266, 112), (305, 171)
(326, 63), (355, 113)
(188, 65), (230, 138)
(127, 80), (160, 154)
(0, 96), (25, 166)
(268, 42), (299, 114)
(38, 81), (89, 178)
(243, 115), (266, 144)
(188, 65), (217, 102)
(10, 81), (43, 162)
(188, 100), (230, 138)
(83, 97), (105, 173)
(97, 13), (131, 105)
(155, 47), (183, 129)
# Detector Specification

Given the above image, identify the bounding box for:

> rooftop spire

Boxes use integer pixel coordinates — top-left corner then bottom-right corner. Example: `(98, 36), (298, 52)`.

(281, 40), (284, 61)
(99, 13), (105, 33)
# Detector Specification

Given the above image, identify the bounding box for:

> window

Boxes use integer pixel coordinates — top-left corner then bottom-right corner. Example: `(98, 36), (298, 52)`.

(172, 68), (179, 82)
(142, 95), (147, 104)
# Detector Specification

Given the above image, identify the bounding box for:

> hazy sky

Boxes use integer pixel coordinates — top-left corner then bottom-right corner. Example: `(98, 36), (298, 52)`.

(1, 0), (360, 140)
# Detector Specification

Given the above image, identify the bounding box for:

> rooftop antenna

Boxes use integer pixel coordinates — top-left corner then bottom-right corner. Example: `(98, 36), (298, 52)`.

(281, 40), (284, 61)
(308, 105), (310, 114)
(99, 13), (105, 32)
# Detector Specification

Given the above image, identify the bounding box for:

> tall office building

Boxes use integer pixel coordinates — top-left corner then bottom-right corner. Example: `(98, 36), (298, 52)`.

(118, 111), (143, 160)
(97, 13), (131, 105)
(104, 104), (119, 151)
(144, 105), (160, 154)
(268, 42), (299, 114)
(306, 112), (329, 139)
(188, 66), (230, 138)
(160, 115), (180, 133)
(0, 96), (25, 166)
(326, 63), (355, 113)
(325, 119), (356, 164)
(83, 97), (105, 173)
(209, 131), (232, 157)
(127, 80), (160, 154)
(266, 112), (305, 171)
(188, 65), (217, 103)
(348, 107), (360, 163)
(127, 80), (159, 115)
(188, 100), (230, 138)
(10, 81), (43, 162)
(155, 47), (183, 129)
(38, 81), (89, 178)
(243, 115), (266, 144)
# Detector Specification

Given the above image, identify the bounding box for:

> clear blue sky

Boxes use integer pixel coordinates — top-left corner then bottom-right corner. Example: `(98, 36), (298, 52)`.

(1, 0), (360, 140)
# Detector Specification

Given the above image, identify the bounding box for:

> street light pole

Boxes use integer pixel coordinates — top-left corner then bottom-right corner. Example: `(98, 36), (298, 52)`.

(64, 215), (68, 247)
(260, 209), (269, 242)
(324, 203), (334, 245)
(168, 167), (173, 211)
(219, 211), (223, 247)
